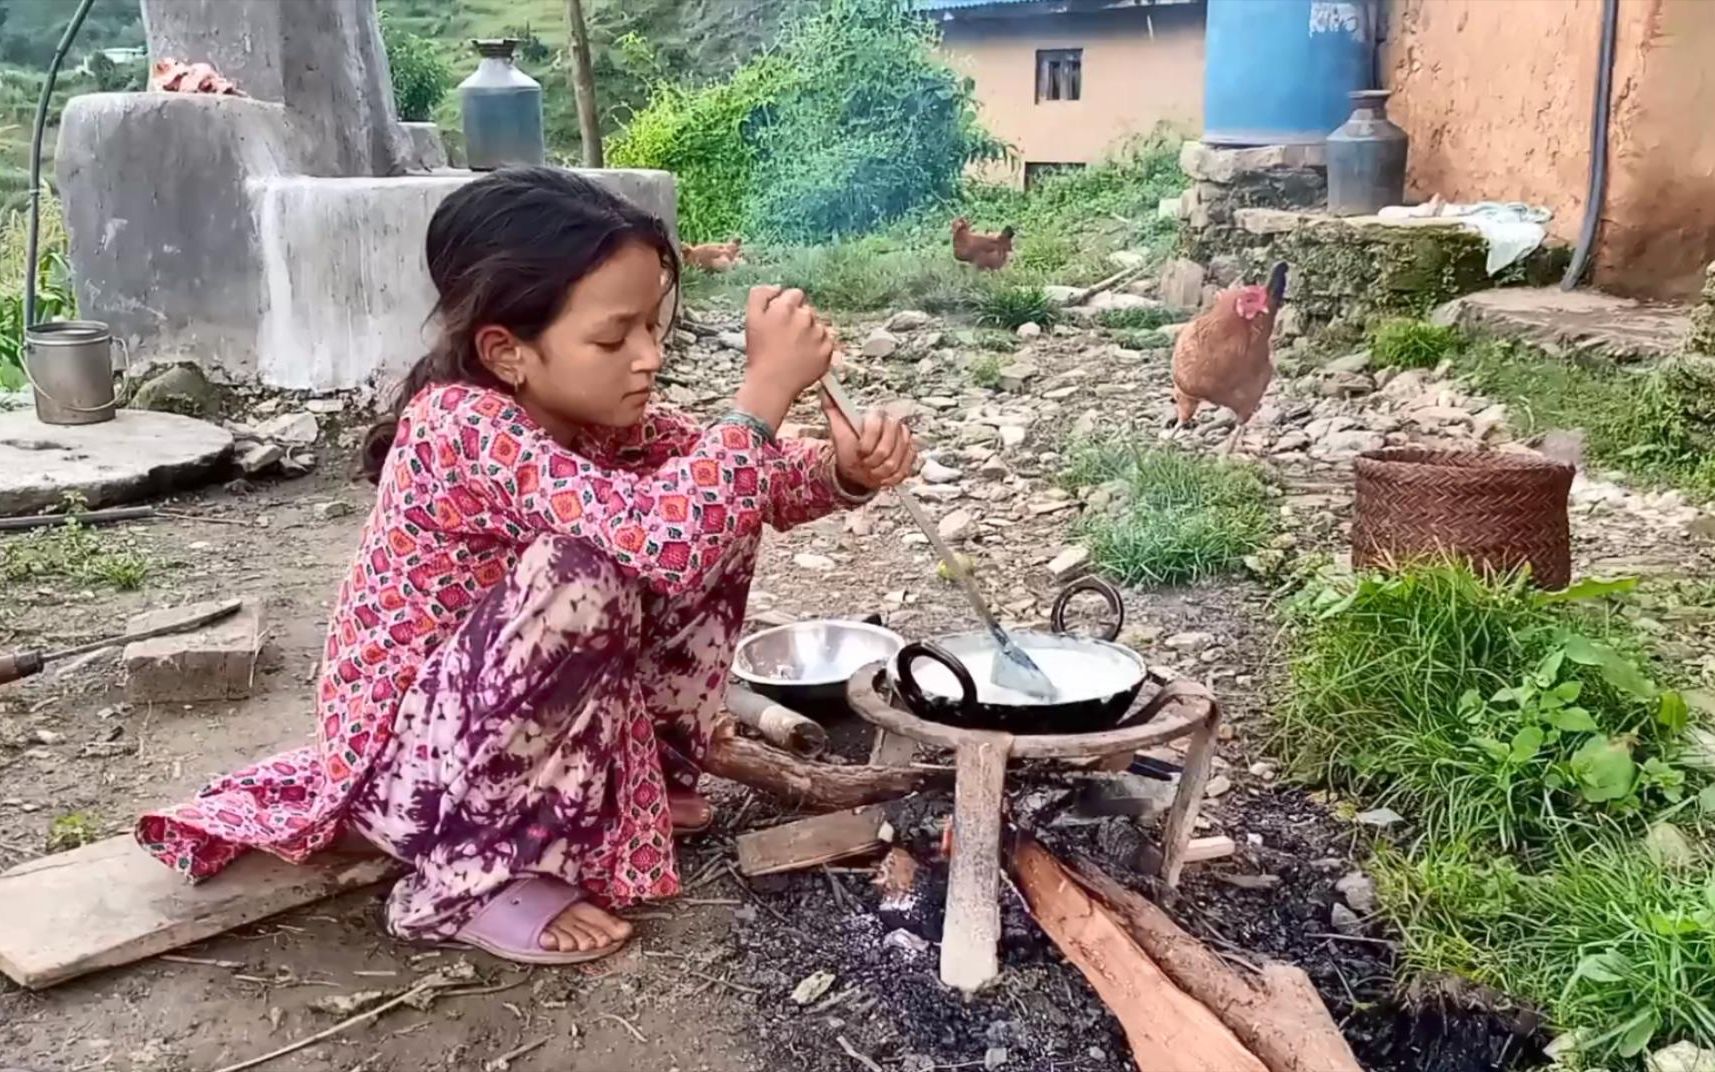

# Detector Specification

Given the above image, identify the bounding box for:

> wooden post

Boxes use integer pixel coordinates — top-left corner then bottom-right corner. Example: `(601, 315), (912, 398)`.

(939, 730), (1011, 994)
(1158, 701), (1221, 886)
(563, 0), (603, 167)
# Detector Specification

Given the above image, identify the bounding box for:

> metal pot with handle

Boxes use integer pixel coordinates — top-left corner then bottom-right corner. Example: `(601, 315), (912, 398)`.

(887, 577), (1148, 734)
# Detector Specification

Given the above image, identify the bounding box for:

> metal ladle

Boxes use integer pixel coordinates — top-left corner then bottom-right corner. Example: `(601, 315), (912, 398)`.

(819, 373), (1057, 703)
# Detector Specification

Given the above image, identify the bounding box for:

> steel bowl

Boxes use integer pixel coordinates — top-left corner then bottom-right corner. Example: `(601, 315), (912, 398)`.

(733, 619), (907, 706)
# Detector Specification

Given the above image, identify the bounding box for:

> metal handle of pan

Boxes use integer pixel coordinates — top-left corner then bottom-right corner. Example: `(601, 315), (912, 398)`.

(1049, 575), (1125, 642)
(893, 640), (978, 718)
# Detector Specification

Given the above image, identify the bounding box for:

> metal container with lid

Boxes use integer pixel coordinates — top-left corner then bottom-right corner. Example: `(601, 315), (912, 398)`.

(458, 38), (545, 171)
(1326, 89), (1409, 216)
(24, 320), (122, 425)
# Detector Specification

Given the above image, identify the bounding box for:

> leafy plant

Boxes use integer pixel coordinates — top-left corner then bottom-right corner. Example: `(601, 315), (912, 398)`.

(976, 285), (1057, 331)
(0, 191), (75, 385)
(47, 810), (100, 853)
(1375, 837), (1715, 1062)
(1063, 441), (1275, 586)
(381, 16), (453, 122)
(1370, 317), (1459, 369)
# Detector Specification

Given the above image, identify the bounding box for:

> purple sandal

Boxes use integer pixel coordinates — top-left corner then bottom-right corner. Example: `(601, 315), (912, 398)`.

(454, 877), (629, 966)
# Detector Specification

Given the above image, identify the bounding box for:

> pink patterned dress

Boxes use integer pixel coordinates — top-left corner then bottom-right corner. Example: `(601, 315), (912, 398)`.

(137, 383), (854, 937)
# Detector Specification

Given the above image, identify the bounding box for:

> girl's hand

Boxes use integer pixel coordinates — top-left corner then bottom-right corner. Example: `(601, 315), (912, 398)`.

(822, 391), (918, 493)
(735, 285), (835, 430)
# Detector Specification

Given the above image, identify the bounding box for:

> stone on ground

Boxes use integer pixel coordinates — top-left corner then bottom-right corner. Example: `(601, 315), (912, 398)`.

(0, 409), (234, 517)
(127, 363), (219, 419)
(863, 328), (901, 358)
(886, 310), (934, 333)
(1047, 546), (1090, 582)
(1158, 258), (1207, 313)
(125, 599), (265, 704)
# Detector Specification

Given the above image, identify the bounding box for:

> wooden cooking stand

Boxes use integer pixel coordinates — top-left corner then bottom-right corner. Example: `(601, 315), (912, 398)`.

(844, 665), (1224, 994)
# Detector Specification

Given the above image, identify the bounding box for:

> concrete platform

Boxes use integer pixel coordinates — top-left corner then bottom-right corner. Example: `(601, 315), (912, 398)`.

(0, 408), (233, 517)
(1433, 287), (1691, 362)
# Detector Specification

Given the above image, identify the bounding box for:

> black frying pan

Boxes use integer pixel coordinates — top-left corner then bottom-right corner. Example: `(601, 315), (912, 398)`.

(887, 577), (1148, 734)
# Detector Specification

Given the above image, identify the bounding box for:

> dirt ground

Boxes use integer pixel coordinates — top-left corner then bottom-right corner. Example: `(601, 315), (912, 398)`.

(3, 310), (1712, 1072)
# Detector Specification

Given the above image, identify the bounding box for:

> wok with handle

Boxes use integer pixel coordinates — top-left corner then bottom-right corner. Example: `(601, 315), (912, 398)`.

(888, 577), (1149, 734)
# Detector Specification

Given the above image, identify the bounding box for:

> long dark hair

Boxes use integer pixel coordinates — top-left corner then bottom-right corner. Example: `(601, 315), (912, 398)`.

(361, 166), (680, 483)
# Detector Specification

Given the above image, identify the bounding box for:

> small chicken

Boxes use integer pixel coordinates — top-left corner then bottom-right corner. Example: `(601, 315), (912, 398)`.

(682, 238), (744, 273)
(951, 217), (1015, 271)
(1171, 262), (1289, 454)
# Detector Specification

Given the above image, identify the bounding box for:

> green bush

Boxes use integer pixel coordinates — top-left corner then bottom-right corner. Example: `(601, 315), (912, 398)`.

(1063, 442), (1274, 586)
(1370, 317), (1460, 369)
(382, 17), (452, 123)
(609, 0), (998, 243)
(1276, 563), (1715, 1061)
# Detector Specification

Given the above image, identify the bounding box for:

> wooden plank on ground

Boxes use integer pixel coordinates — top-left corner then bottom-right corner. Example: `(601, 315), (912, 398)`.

(0, 836), (398, 990)
(735, 807), (887, 877)
(1008, 834), (1268, 1072)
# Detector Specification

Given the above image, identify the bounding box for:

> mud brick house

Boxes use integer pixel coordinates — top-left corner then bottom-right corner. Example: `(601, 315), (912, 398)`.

(1384, 0), (1715, 300)
(917, 0), (1206, 188)
(922, 0), (1715, 302)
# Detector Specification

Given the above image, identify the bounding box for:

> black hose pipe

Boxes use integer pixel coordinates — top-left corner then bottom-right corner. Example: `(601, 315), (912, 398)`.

(24, 0), (98, 329)
(1562, 0), (1620, 291)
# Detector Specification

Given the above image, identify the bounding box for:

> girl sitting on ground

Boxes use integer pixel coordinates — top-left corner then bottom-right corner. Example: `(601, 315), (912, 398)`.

(137, 167), (917, 964)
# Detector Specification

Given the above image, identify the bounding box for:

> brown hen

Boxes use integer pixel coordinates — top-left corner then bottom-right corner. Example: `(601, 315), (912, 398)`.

(683, 238), (745, 273)
(951, 217), (1015, 271)
(1171, 262), (1288, 454)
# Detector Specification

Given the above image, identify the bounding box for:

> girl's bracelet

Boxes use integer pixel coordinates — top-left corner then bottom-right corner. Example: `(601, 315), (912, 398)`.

(717, 409), (778, 447)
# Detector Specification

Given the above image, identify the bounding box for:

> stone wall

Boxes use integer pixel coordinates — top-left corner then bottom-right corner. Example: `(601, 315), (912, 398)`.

(1165, 141), (1567, 338)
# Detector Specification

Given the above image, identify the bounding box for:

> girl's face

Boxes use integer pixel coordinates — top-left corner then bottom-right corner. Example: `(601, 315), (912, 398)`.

(479, 238), (671, 437)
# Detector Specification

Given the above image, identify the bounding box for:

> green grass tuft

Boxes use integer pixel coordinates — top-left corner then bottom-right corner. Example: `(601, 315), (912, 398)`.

(1370, 318), (1460, 369)
(1275, 562), (1715, 1061)
(976, 285), (1058, 332)
(1456, 340), (1715, 500)
(1063, 441), (1274, 586)
(1, 515), (154, 591)
(967, 353), (1003, 390)
(1097, 305), (1176, 332)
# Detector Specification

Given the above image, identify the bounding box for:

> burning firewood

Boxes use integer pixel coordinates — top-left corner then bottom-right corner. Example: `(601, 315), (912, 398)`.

(1007, 833), (1268, 1072)
(702, 718), (951, 809)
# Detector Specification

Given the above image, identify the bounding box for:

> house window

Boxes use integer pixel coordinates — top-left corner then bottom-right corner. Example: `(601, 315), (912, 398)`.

(1036, 48), (1082, 102)
(1025, 162), (1084, 191)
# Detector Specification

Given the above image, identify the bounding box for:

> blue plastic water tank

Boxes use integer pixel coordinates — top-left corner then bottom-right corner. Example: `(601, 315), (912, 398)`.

(1203, 0), (1375, 146)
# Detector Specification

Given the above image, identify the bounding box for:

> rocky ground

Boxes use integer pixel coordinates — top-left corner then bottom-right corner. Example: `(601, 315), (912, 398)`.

(2, 301), (1712, 1072)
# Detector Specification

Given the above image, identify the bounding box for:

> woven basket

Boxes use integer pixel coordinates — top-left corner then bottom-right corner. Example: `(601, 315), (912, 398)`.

(1352, 448), (1574, 589)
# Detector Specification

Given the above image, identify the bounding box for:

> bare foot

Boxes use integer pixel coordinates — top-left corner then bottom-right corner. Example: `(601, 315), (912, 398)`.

(669, 790), (713, 832)
(539, 901), (633, 954)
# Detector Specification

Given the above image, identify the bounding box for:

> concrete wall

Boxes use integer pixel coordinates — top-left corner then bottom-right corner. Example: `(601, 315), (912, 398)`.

(1386, 0), (1715, 300)
(254, 171), (679, 391)
(935, 4), (1204, 184)
(58, 94), (676, 391)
